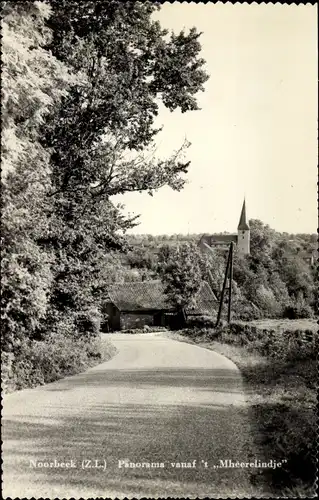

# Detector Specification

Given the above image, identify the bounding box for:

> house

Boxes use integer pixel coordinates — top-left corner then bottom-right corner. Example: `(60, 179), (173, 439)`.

(102, 280), (217, 331)
(198, 199), (250, 255)
(298, 249), (318, 266)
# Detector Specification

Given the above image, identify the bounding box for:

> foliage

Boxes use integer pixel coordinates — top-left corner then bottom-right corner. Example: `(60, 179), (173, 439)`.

(232, 221), (315, 318)
(35, 0), (208, 342)
(249, 219), (278, 257)
(2, 334), (117, 393)
(202, 246), (225, 296)
(1, 0), (75, 176)
(121, 325), (168, 334)
(283, 295), (315, 319)
(2, 1), (209, 390)
(186, 315), (216, 329)
(41, 0), (208, 203)
(1, 1), (74, 352)
(254, 285), (283, 318)
(159, 242), (206, 309)
(126, 246), (159, 272)
(212, 321), (318, 362)
(275, 254), (315, 301)
(231, 296), (262, 321)
(123, 223), (316, 321)
(46, 1), (208, 145)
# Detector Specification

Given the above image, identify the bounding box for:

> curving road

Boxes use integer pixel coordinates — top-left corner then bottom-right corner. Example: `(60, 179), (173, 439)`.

(2, 333), (266, 498)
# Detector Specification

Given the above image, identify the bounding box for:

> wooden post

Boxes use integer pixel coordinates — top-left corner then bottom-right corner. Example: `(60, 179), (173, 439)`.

(215, 243), (231, 328)
(227, 242), (234, 323)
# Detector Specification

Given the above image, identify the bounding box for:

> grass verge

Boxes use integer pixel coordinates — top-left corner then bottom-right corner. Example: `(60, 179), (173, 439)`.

(165, 324), (317, 498)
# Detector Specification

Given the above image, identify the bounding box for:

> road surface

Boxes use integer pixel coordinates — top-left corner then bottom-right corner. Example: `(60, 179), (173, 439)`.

(2, 333), (266, 498)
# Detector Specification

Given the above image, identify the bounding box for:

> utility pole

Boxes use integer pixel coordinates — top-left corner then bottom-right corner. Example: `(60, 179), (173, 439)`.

(215, 243), (232, 328)
(202, 240), (234, 328)
(227, 242), (234, 323)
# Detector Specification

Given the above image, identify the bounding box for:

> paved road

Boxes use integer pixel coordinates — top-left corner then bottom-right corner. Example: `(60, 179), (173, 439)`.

(2, 333), (266, 498)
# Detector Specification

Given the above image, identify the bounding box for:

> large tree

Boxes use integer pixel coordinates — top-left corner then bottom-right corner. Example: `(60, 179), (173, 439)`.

(42, 0), (208, 199)
(1, 1), (75, 350)
(159, 243), (206, 310)
(34, 1), (209, 333)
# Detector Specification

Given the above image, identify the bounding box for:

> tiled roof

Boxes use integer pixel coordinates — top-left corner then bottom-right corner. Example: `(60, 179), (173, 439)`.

(200, 234), (238, 245)
(185, 281), (218, 315)
(107, 281), (170, 311)
(107, 280), (217, 315)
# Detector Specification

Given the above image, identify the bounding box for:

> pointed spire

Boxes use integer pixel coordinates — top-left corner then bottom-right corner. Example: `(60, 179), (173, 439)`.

(238, 199), (249, 230)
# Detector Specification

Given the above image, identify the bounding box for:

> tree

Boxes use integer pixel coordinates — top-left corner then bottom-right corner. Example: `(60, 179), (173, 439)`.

(40, 0), (208, 199)
(249, 219), (277, 259)
(1, 1), (74, 350)
(202, 247), (226, 296)
(33, 1), (209, 335)
(159, 243), (205, 310)
(277, 254), (315, 301)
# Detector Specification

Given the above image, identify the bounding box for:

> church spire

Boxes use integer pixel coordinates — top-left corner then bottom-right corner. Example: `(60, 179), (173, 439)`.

(238, 199), (249, 230)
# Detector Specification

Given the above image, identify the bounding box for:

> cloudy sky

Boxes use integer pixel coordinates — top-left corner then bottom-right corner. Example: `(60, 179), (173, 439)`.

(115, 3), (317, 235)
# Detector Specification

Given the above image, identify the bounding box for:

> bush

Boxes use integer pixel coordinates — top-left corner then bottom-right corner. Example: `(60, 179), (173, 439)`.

(2, 334), (116, 393)
(74, 308), (101, 337)
(283, 303), (314, 320)
(1, 236), (54, 351)
(232, 298), (262, 321)
(186, 315), (216, 329)
(255, 285), (283, 318)
(214, 322), (318, 362)
(43, 306), (102, 341)
(121, 325), (168, 334)
(252, 401), (317, 493)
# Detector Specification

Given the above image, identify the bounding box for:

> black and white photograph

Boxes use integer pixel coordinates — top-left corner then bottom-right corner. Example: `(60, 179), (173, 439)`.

(1, 1), (317, 498)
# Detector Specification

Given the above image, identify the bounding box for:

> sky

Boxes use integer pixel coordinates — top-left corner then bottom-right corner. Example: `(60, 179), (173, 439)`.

(114, 3), (317, 235)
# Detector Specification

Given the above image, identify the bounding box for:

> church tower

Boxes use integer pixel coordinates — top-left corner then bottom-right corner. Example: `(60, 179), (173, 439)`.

(237, 199), (250, 255)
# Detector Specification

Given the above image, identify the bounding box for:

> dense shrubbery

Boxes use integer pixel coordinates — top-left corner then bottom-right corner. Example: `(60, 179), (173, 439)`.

(186, 315), (216, 329)
(230, 222), (316, 320)
(1, 1), (73, 353)
(211, 322), (318, 361)
(283, 296), (315, 319)
(121, 325), (168, 334)
(2, 1), (209, 391)
(2, 334), (117, 393)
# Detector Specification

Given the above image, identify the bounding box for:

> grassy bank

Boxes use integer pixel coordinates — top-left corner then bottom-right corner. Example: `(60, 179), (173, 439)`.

(167, 320), (317, 497)
(2, 334), (117, 394)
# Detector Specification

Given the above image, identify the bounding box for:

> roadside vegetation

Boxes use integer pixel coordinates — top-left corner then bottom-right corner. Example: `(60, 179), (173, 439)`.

(2, 334), (117, 393)
(169, 319), (318, 497)
(1, 1), (208, 392)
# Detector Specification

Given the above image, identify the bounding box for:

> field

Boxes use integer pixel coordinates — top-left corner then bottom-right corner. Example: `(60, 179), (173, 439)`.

(237, 318), (317, 332)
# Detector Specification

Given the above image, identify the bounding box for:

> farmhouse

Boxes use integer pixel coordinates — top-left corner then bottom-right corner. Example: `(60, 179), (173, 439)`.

(102, 280), (217, 331)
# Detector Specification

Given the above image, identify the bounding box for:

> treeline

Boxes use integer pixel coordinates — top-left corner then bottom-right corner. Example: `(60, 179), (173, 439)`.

(126, 230), (317, 251)
(1, 0), (208, 390)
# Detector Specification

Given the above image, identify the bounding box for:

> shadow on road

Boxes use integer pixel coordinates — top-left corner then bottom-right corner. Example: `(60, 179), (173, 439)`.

(2, 366), (269, 497)
(44, 367), (244, 392)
